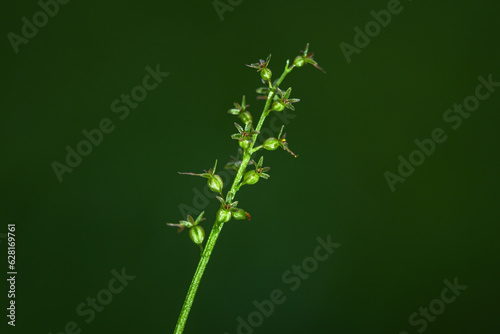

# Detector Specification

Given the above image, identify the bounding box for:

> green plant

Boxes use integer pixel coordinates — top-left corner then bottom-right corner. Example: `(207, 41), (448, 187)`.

(167, 44), (324, 334)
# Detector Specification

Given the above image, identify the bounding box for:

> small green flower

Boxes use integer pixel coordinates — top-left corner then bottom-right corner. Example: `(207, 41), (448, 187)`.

(272, 100), (285, 112)
(240, 156), (270, 187)
(167, 212), (207, 253)
(215, 196), (241, 223)
(259, 126), (298, 157)
(179, 160), (223, 195)
(166, 211), (206, 232)
(231, 122), (260, 150)
(293, 43), (325, 73)
(242, 170), (260, 185)
(231, 208), (251, 221)
(262, 137), (280, 151)
(246, 55), (272, 82)
(272, 87), (300, 112)
(260, 68), (272, 81)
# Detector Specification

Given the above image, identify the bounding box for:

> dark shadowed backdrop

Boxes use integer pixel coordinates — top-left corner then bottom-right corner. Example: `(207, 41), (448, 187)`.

(1, 0), (499, 333)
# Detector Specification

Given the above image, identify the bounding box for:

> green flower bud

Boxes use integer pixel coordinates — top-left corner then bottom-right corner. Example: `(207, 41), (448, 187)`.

(260, 68), (272, 81)
(239, 138), (252, 150)
(216, 208), (232, 223)
(263, 137), (280, 151)
(208, 175), (223, 194)
(293, 56), (305, 68)
(232, 208), (248, 220)
(272, 101), (285, 112)
(242, 170), (260, 185)
(189, 225), (205, 245)
(239, 111), (252, 125)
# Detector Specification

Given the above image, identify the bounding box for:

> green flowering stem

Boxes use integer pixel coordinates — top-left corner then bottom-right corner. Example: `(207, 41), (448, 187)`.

(173, 220), (224, 334)
(253, 60), (294, 137)
(173, 61), (295, 334)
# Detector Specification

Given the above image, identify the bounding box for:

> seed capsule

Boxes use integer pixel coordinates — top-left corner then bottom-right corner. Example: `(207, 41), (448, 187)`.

(260, 68), (272, 81)
(208, 175), (223, 194)
(242, 170), (260, 185)
(239, 111), (252, 125)
(216, 208), (232, 223)
(272, 101), (285, 112)
(239, 139), (252, 150)
(232, 209), (248, 220)
(263, 137), (280, 151)
(293, 56), (305, 68)
(189, 225), (205, 245)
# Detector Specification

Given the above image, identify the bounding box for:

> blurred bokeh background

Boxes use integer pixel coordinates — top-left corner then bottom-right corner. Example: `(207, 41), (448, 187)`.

(1, 0), (499, 333)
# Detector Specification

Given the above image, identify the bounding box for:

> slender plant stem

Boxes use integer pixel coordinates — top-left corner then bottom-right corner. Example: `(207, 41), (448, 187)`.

(173, 61), (294, 334)
(173, 221), (223, 334)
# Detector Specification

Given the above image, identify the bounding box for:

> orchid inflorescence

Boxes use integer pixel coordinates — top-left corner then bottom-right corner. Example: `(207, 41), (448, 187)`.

(169, 43), (324, 334)
(167, 43), (323, 252)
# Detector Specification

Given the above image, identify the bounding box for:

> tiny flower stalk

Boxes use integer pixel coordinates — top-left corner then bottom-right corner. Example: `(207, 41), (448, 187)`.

(293, 43), (326, 73)
(171, 44), (324, 334)
(255, 125), (298, 157)
(167, 211), (206, 253)
(178, 160), (223, 195)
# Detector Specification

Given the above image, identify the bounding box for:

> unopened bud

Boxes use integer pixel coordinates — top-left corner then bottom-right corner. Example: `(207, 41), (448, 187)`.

(239, 138), (252, 150)
(293, 56), (305, 68)
(242, 170), (260, 186)
(260, 68), (272, 81)
(189, 225), (205, 245)
(272, 101), (285, 112)
(208, 175), (223, 194)
(239, 111), (252, 125)
(216, 208), (232, 223)
(263, 137), (280, 151)
(232, 209), (248, 220)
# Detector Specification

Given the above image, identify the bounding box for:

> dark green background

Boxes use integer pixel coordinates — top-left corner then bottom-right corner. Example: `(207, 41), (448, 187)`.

(1, 0), (499, 333)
